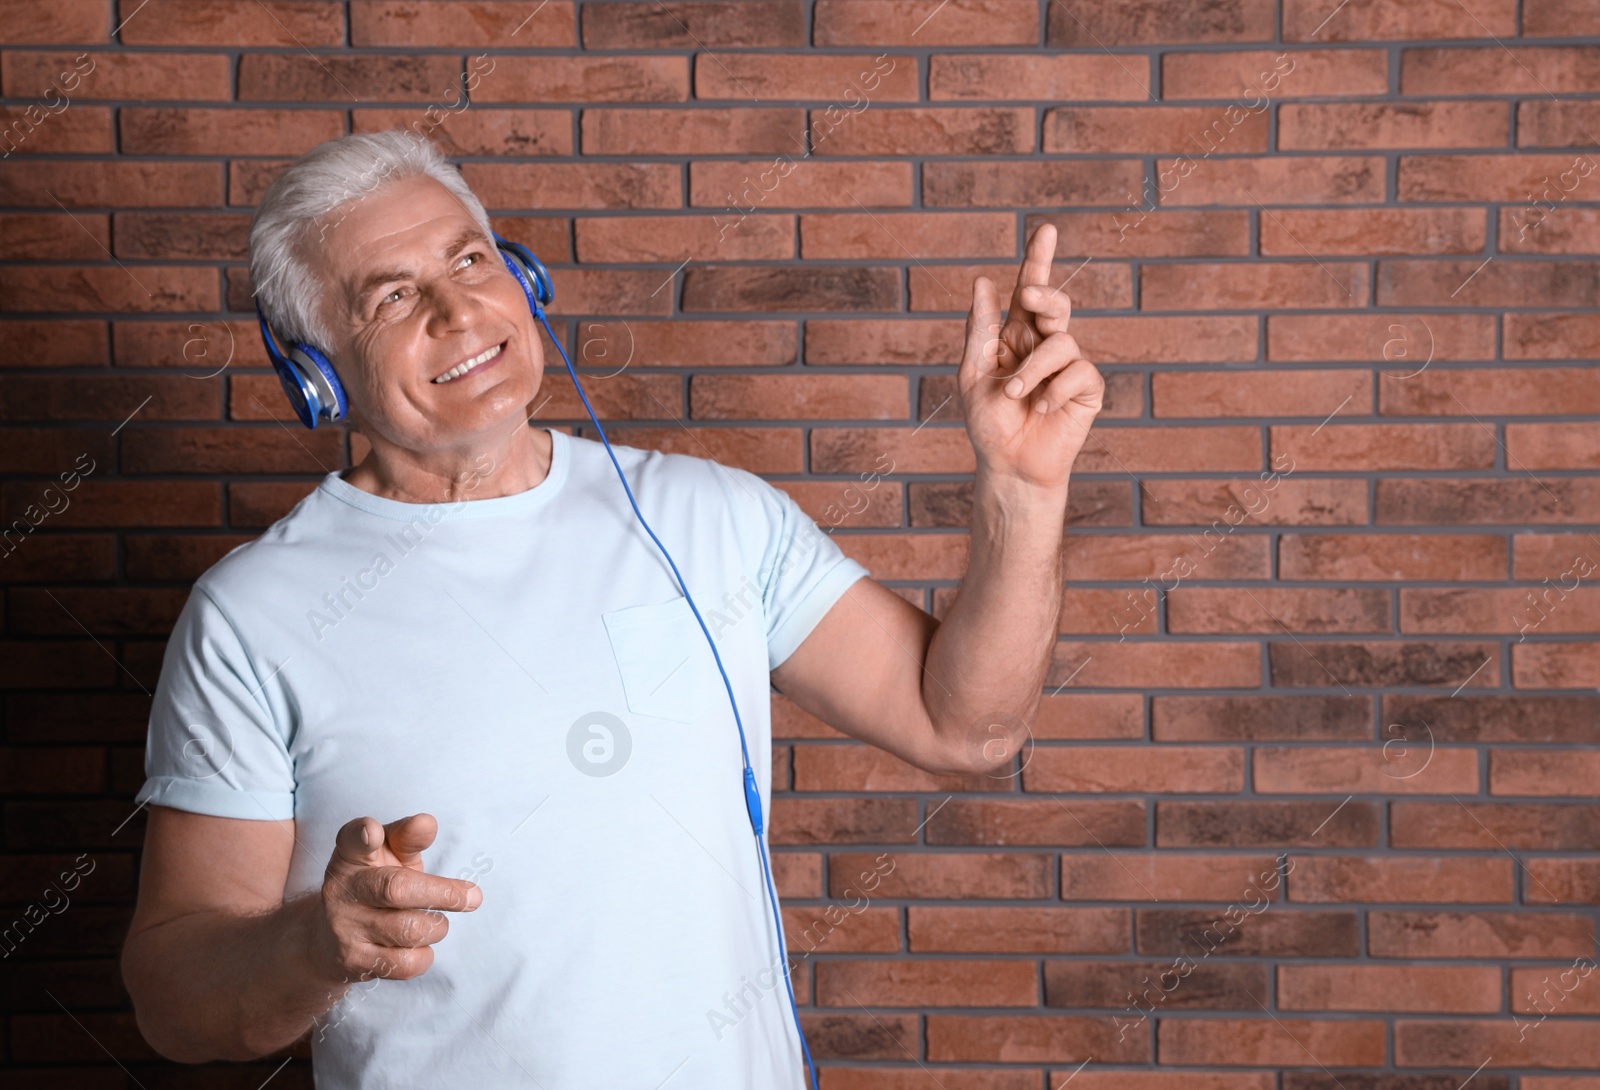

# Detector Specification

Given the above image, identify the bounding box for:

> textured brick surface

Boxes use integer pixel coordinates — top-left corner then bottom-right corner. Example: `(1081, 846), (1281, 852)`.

(1, 1), (1597, 1086)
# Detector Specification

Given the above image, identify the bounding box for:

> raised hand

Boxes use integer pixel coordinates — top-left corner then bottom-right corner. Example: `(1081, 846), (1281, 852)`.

(313, 812), (482, 987)
(958, 222), (1105, 492)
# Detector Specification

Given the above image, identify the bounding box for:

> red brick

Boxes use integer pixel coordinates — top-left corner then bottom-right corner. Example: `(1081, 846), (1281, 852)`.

(1152, 695), (1372, 741)
(1402, 46), (1600, 95)
(1371, 911), (1595, 959)
(817, 959), (1037, 1007)
(1049, 0), (1275, 45)
(1402, 587), (1600, 636)
(1503, 206), (1600, 255)
(1024, 746), (1244, 794)
(1062, 854), (1280, 901)
(1145, 476), (1369, 528)
(1069, 1075), (1274, 1090)
(475, 55), (686, 103)
(1062, 532), (1270, 580)
(1380, 367), (1600, 416)
(1378, 478), (1600, 526)
(0, 265), (218, 315)
(1270, 638), (1501, 688)
(695, 52), (918, 102)
(1515, 643), (1600, 689)
(1524, 859), (1600, 903)
(0, 214), (109, 261)
(0, 747), (104, 792)
(1397, 1020), (1600, 1066)
(769, 798), (919, 843)
(1271, 424), (1497, 471)
(351, 109), (572, 157)
(928, 1014), (1146, 1063)
(910, 907), (1129, 953)
(1491, 750), (1600, 796)
(1169, 588), (1389, 634)
(1141, 261), (1367, 310)
(0, 105), (113, 155)
(1400, 154), (1600, 202)
(583, 106), (804, 155)
(0, 534), (115, 583)
(682, 265), (898, 312)
(1153, 155), (1385, 204)
(121, 107), (344, 157)
(241, 54), (464, 103)
(1280, 531), (1504, 582)
(925, 800), (1147, 847)
(1159, 1018), (1385, 1064)
(1162, 49), (1388, 98)
(463, 162), (680, 210)
(1261, 207), (1488, 255)
(805, 318), (959, 364)
(690, 374), (904, 420)
(1268, 312), (1495, 362)
(1137, 907), (1359, 957)
(1, 51), (233, 101)
(1033, 210), (1250, 258)
(1049, 641), (1261, 689)
(802, 211), (1012, 259)
(1285, 0), (1516, 39)
(924, 160), (1143, 207)
(121, 0), (344, 46)
(1512, 967), (1600, 1014)
(1, 375), (217, 422)
(1046, 960), (1270, 1011)
(1518, 101), (1600, 148)
(1279, 965), (1502, 1012)
(1288, 856), (1513, 903)
(0, 1), (109, 43)
(933, 53), (1149, 101)
(816, 0), (1037, 45)
(0, 641), (116, 689)
(831, 851), (1051, 899)
(7, 587), (188, 637)
(693, 159), (911, 209)
(1393, 802), (1600, 851)
(815, 107), (1034, 156)
(1046, 106), (1269, 154)
(1254, 746), (1478, 795)
(1525, 0), (1600, 34)
(1385, 693), (1600, 743)
(349, 0), (577, 47)
(1152, 369), (1368, 418)
(1, 481), (220, 528)
(581, 1), (804, 49)
(0, 159), (223, 208)
(1163, 799), (1383, 848)
(576, 214), (792, 262)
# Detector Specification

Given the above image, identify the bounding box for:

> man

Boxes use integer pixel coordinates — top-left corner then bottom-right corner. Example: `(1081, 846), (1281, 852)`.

(120, 129), (1103, 1088)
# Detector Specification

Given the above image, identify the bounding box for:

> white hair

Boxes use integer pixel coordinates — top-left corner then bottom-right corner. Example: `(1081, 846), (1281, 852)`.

(248, 129), (494, 351)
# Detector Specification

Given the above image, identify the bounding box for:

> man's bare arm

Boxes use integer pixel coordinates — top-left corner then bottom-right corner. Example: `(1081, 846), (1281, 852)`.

(122, 806), (481, 1063)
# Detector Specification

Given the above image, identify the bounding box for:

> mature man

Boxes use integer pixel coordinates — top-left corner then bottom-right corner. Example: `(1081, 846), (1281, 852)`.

(121, 129), (1103, 1088)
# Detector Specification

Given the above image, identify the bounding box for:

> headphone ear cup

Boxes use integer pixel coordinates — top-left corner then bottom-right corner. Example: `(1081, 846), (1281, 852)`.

(288, 343), (349, 427)
(494, 235), (554, 316)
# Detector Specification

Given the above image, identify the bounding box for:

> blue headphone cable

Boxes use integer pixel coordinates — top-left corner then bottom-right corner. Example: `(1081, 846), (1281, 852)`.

(532, 304), (821, 1090)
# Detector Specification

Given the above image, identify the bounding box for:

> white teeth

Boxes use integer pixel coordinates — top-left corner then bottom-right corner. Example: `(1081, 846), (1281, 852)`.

(433, 342), (502, 384)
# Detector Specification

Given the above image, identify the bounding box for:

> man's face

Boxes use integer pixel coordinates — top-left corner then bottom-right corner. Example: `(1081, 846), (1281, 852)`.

(306, 173), (543, 453)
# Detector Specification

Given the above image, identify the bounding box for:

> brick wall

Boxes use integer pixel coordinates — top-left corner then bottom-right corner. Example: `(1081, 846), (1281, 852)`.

(2, 0), (1598, 1085)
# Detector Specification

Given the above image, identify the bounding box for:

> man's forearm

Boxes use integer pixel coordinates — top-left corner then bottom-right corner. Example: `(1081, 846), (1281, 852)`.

(923, 464), (1070, 767)
(123, 891), (350, 1063)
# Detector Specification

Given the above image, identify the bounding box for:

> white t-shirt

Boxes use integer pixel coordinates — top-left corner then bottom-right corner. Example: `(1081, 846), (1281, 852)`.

(134, 426), (870, 1090)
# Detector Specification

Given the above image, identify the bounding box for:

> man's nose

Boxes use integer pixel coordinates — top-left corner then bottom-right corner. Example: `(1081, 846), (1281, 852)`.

(426, 275), (486, 330)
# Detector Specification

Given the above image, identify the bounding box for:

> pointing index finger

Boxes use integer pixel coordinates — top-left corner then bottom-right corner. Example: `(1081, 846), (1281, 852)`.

(1011, 223), (1058, 315)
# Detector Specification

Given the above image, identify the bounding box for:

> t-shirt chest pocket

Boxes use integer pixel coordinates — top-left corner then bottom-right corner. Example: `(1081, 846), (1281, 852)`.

(601, 596), (721, 724)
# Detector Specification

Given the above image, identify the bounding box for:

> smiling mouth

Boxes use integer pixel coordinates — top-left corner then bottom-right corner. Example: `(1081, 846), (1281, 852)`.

(433, 340), (506, 384)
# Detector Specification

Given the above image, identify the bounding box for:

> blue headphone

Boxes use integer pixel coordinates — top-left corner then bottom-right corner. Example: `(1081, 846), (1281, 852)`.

(254, 232), (821, 1089)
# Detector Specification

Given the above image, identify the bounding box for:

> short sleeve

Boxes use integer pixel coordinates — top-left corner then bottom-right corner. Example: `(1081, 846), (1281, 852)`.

(717, 466), (871, 670)
(134, 585), (297, 821)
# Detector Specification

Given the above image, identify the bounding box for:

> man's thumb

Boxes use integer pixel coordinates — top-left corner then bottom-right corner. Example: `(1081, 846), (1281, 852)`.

(331, 815), (387, 870)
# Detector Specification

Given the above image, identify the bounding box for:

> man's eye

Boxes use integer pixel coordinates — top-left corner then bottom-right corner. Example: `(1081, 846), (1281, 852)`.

(458, 252), (481, 269)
